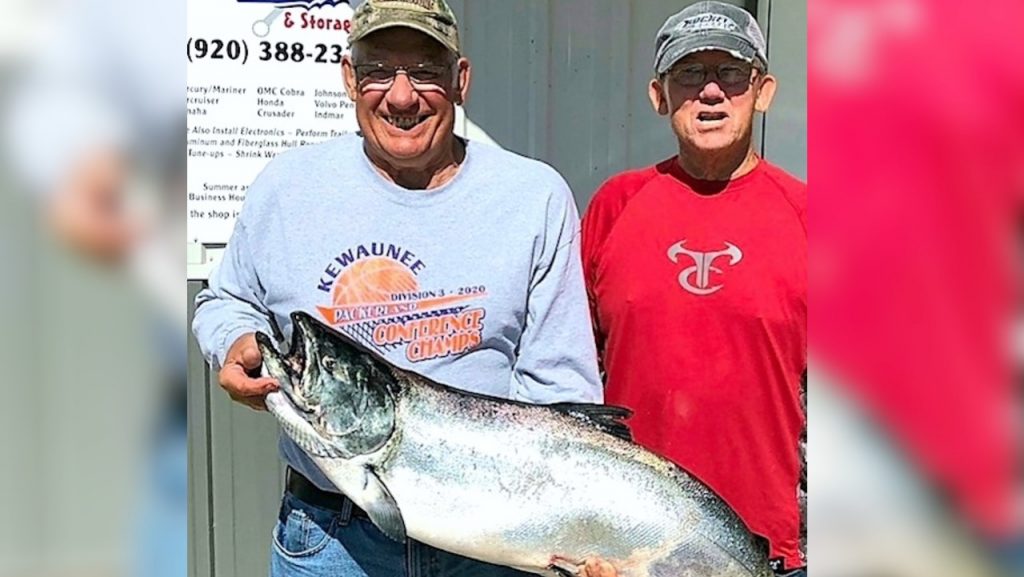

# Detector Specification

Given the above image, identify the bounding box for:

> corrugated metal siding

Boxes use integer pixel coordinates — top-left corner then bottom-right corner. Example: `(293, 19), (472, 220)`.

(189, 280), (284, 577)
(760, 0), (807, 180)
(187, 2), (806, 575)
(451, 0), (767, 208)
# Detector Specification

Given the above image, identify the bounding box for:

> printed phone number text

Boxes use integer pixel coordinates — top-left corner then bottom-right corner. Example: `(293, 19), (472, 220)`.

(187, 38), (344, 65)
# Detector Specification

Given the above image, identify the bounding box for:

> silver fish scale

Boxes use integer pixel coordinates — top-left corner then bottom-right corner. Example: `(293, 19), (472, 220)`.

(363, 382), (767, 576)
(261, 313), (771, 577)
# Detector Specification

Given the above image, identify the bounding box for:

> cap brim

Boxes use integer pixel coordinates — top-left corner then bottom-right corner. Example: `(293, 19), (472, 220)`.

(655, 32), (758, 75)
(348, 19), (459, 56)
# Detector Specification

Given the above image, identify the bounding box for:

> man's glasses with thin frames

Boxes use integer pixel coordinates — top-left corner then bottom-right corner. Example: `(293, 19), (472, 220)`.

(354, 62), (454, 92)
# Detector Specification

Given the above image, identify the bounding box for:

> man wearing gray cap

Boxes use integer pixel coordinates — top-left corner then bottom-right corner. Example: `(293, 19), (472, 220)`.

(582, 2), (807, 576)
(192, 1), (607, 576)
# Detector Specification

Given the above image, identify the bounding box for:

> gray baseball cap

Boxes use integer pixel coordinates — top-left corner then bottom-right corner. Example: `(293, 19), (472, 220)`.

(654, 1), (768, 75)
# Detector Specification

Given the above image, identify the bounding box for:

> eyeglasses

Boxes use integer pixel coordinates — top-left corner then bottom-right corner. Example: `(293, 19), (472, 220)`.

(666, 62), (759, 88)
(354, 62), (453, 92)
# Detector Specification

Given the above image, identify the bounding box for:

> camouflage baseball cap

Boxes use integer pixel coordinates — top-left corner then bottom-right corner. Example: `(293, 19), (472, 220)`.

(654, 1), (768, 75)
(348, 0), (461, 56)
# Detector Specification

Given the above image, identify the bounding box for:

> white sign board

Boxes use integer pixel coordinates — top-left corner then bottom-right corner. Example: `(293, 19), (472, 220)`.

(187, 0), (359, 245)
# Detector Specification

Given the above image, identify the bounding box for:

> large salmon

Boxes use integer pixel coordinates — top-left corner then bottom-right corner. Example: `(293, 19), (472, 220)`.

(257, 311), (771, 577)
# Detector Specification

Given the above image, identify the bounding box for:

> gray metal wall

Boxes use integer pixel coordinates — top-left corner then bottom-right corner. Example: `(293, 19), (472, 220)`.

(189, 283), (285, 577)
(757, 0), (806, 180)
(187, 2), (806, 576)
(453, 0), (806, 203)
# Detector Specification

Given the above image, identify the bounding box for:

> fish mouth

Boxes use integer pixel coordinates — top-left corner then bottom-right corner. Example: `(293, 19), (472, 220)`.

(256, 332), (292, 388)
(287, 311), (342, 418)
(256, 329), (310, 413)
(289, 312), (316, 380)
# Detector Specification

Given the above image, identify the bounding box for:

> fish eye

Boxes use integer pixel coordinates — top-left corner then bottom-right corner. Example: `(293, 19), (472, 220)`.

(321, 356), (336, 372)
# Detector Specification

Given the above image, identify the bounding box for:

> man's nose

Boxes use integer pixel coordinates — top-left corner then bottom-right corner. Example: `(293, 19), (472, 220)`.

(385, 72), (418, 110)
(699, 80), (726, 102)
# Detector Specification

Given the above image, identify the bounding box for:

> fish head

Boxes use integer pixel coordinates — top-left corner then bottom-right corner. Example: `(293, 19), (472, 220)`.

(256, 311), (397, 457)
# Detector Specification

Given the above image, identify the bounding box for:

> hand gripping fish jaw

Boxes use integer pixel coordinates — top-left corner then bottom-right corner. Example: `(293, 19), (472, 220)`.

(256, 311), (397, 458)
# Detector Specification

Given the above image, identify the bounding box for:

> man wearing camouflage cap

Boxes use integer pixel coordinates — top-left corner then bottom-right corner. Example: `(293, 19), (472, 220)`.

(582, 2), (807, 576)
(193, 1), (608, 576)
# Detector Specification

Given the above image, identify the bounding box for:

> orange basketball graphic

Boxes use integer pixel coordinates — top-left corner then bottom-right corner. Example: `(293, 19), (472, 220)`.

(332, 257), (420, 306)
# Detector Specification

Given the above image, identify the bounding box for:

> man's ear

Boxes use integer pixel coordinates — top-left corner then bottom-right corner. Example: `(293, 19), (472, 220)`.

(342, 55), (359, 101)
(648, 78), (669, 116)
(754, 73), (777, 113)
(453, 57), (471, 105)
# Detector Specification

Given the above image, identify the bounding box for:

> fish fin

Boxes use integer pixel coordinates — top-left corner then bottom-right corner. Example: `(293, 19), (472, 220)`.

(548, 403), (634, 442)
(361, 468), (407, 543)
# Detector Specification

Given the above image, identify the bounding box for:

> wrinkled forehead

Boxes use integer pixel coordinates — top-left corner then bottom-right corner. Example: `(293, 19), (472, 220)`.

(354, 27), (453, 64)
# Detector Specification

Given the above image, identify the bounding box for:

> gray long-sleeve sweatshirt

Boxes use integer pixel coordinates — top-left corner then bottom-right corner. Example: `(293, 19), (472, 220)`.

(192, 135), (602, 490)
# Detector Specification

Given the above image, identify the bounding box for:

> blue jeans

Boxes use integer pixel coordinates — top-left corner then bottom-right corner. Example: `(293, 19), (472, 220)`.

(269, 490), (534, 577)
